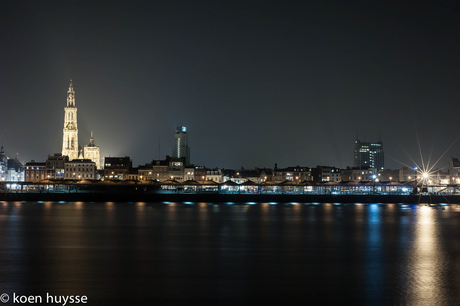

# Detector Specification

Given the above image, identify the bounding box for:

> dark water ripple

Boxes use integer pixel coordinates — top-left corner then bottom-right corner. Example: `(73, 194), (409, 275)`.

(1, 202), (460, 305)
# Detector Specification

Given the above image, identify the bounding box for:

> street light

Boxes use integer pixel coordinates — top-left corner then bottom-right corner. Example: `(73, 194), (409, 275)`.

(372, 174), (377, 194)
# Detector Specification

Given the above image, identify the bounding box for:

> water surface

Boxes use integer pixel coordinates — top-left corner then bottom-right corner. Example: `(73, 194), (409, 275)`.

(1, 202), (460, 305)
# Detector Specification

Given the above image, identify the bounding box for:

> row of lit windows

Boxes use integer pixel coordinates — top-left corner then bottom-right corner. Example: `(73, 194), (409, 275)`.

(65, 167), (94, 172)
(65, 173), (93, 178)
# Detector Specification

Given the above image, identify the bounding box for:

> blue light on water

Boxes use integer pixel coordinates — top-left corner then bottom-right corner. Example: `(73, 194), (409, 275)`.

(268, 202), (277, 205)
(184, 202), (194, 205)
(162, 201), (170, 204)
(370, 204), (379, 210)
(246, 202), (257, 205)
(225, 202), (234, 205)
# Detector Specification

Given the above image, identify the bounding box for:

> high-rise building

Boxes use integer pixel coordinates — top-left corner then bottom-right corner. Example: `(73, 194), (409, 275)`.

(84, 132), (101, 169)
(62, 80), (79, 160)
(353, 139), (384, 170)
(0, 146), (7, 181)
(172, 126), (190, 166)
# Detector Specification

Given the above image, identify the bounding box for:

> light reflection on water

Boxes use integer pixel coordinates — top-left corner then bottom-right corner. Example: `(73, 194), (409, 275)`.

(0, 202), (459, 304)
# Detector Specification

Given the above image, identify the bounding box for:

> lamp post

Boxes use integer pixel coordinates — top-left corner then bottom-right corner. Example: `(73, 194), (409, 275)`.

(372, 174), (377, 194)
(413, 167), (418, 194)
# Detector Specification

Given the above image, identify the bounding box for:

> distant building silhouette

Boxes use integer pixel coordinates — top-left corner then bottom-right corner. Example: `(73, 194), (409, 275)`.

(353, 139), (384, 170)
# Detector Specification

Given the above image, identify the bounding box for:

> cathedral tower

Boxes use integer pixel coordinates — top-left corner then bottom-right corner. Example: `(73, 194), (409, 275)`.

(84, 131), (101, 169)
(62, 80), (79, 160)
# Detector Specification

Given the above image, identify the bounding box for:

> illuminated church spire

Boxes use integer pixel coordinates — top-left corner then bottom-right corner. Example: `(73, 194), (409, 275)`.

(62, 80), (79, 160)
(67, 79), (75, 107)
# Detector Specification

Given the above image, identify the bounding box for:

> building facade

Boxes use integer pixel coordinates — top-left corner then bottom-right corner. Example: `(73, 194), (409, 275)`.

(340, 167), (377, 182)
(103, 156), (132, 180)
(194, 166), (207, 182)
(399, 166), (417, 182)
(353, 139), (384, 171)
(46, 153), (69, 180)
(167, 156), (185, 181)
(64, 159), (96, 180)
(311, 166), (341, 182)
(206, 169), (223, 183)
(62, 80), (79, 161)
(24, 161), (46, 182)
(84, 132), (101, 169)
(172, 126), (190, 166)
(449, 157), (460, 183)
(0, 147), (24, 182)
(273, 165), (311, 183)
(0, 146), (7, 181)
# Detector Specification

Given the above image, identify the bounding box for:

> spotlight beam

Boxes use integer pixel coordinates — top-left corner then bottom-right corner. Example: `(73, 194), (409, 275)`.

(427, 134), (460, 173)
(412, 108), (426, 172)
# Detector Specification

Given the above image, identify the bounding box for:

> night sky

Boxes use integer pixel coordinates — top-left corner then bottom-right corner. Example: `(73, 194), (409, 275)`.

(1, 1), (459, 170)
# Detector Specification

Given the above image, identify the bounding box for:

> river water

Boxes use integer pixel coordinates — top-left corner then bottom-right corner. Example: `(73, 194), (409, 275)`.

(0, 201), (460, 305)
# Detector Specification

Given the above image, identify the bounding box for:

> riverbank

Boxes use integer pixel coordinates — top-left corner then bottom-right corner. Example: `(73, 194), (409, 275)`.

(0, 192), (458, 204)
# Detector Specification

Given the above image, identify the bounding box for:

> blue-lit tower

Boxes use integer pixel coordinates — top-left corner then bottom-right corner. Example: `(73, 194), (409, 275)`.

(172, 126), (190, 166)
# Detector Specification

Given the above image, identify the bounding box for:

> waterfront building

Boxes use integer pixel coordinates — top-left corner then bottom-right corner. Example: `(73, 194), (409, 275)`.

(24, 161), (46, 182)
(429, 170), (449, 185)
(152, 159), (168, 181)
(353, 139), (384, 170)
(6, 157), (24, 182)
(194, 166), (207, 182)
(103, 156), (132, 180)
(378, 169), (400, 182)
(184, 167), (195, 181)
(340, 167), (377, 182)
(84, 132), (101, 169)
(273, 164), (311, 183)
(167, 156), (185, 181)
(62, 80), (79, 161)
(45, 153), (69, 179)
(399, 166), (416, 182)
(231, 169), (260, 184)
(206, 169), (223, 183)
(172, 126), (190, 166)
(311, 166), (341, 182)
(0, 146), (7, 181)
(127, 167), (138, 180)
(0, 146), (24, 182)
(137, 163), (153, 181)
(257, 167), (273, 183)
(221, 169), (236, 183)
(64, 159), (96, 180)
(449, 157), (460, 184)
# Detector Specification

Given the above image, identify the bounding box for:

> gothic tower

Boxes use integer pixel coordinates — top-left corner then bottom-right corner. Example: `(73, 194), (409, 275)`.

(62, 80), (79, 160)
(84, 131), (101, 169)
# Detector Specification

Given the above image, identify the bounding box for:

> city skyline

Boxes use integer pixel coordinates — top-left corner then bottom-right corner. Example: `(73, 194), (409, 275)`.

(1, 1), (459, 169)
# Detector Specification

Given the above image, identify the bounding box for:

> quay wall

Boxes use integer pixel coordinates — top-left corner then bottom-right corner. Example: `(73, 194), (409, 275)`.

(0, 192), (458, 204)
